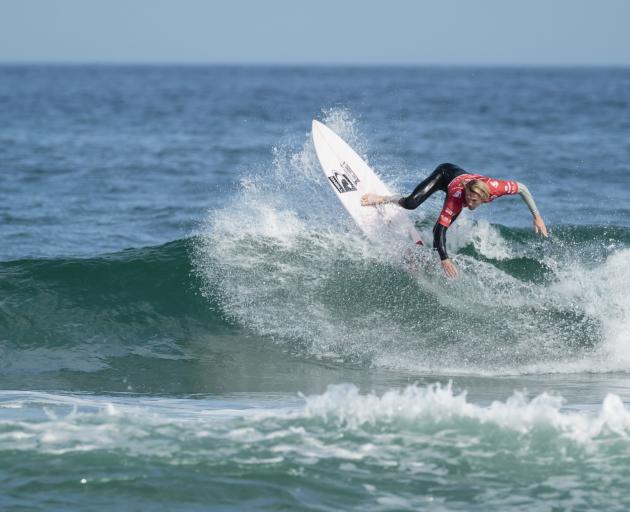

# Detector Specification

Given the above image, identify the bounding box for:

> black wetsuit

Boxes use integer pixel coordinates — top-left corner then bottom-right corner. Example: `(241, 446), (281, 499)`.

(398, 163), (466, 261)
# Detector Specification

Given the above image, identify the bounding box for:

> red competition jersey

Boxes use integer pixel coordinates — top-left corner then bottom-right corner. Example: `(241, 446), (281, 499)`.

(438, 174), (519, 228)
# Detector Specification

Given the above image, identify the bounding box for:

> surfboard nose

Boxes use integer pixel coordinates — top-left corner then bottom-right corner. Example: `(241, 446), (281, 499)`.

(310, 118), (425, 246)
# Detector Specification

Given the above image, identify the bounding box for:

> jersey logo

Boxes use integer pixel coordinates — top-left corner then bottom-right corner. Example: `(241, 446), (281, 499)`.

(490, 180), (499, 188)
(453, 191), (461, 198)
(328, 171), (357, 193)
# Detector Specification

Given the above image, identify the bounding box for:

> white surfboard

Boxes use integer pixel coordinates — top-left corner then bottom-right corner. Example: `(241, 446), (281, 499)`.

(311, 120), (423, 245)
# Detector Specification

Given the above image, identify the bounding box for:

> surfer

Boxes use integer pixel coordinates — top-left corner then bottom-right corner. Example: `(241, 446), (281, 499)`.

(361, 163), (548, 278)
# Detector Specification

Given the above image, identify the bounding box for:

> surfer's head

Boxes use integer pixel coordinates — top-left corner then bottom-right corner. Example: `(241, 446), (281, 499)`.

(464, 180), (490, 209)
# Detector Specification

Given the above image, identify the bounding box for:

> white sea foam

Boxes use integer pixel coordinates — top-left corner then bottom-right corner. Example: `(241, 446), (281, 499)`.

(546, 248), (630, 372)
(2, 384), (630, 459)
(448, 216), (514, 261)
(193, 108), (630, 375)
(302, 383), (630, 443)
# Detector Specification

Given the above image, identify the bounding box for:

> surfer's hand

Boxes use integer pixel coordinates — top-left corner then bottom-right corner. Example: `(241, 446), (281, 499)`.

(361, 193), (383, 206)
(441, 259), (459, 278)
(533, 214), (548, 237)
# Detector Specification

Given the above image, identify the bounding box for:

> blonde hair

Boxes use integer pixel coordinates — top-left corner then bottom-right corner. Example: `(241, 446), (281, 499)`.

(465, 180), (490, 201)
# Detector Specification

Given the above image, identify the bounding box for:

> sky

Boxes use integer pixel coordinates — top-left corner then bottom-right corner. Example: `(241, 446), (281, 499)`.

(1, 0), (629, 66)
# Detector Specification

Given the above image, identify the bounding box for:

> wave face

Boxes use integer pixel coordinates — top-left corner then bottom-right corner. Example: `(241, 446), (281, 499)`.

(193, 110), (630, 375)
(0, 240), (229, 376)
(2, 384), (630, 510)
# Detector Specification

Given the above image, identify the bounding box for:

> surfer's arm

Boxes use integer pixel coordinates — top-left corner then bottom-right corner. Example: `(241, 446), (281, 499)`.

(516, 182), (548, 237)
(433, 222), (459, 278)
(433, 197), (461, 278)
(433, 223), (449, 260)
(516, 182), (539, 216)
(433, 211), (460, 261)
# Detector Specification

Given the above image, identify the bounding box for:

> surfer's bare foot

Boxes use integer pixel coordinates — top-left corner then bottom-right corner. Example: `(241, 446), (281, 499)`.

(361, 193), (384, 206)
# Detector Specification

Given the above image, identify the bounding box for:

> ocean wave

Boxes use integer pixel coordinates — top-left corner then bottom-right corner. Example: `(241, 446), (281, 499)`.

(2, 384), (630, 510)
(0, 239), (230, 374)
(3, 383), (630, 457)
(2, 223), (627, 376)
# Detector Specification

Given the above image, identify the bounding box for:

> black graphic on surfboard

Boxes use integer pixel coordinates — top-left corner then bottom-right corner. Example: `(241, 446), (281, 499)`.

(328, 171), (357, 193)
(340, 161), (360, 185)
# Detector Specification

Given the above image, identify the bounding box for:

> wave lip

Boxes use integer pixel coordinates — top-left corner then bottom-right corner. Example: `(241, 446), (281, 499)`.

(6, 383), (630, 453)
(303, 383), (630, 442)
(4, 383), (630, 458)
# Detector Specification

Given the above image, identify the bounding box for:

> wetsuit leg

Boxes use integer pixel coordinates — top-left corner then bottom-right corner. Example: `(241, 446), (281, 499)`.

(398, 163), (466, 210)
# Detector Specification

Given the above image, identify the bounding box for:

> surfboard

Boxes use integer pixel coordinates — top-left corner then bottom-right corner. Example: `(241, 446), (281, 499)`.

(311, 120), (423, 245)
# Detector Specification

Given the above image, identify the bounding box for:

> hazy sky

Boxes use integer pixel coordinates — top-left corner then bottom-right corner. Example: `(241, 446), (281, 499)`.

(1, 0), (629, 65)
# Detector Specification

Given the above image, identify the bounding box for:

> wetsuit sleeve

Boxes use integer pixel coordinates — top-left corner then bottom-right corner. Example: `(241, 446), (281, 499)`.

(516, 182), (540, 216)
(433, 223), (449, 260)
(434, 195), (463, 260)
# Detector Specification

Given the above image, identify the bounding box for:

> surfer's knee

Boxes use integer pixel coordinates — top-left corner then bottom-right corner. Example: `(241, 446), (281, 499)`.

(435, 163), (458, 175)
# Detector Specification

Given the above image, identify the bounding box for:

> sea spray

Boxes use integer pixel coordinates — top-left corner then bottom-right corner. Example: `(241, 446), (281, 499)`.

(193, 111), (630, 374)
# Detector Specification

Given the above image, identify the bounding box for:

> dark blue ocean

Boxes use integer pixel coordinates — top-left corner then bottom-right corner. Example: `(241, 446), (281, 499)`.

(1, 65), (630, 511)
